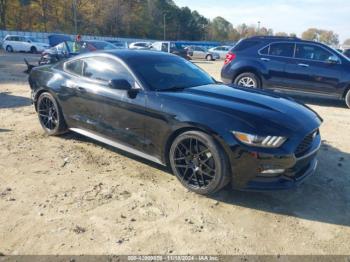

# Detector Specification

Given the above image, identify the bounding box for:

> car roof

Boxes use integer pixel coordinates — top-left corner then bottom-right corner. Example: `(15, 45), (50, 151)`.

(69, 49), (175, 61)
(244, 35), (324, 45)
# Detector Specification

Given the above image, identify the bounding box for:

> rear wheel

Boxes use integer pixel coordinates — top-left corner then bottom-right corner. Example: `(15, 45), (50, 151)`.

(345, 90), (350, 109)
(234, 72), (260, 88)
(169, 131), (230, 195)
(30, 46), (37, 53)
(37, 92), (67, 135)
(6, 45), (13, 52)
(206, 54), (213, 61)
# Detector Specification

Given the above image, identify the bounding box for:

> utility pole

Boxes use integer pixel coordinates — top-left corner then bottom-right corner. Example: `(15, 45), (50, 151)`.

(163, 13), (166, 40)
(257, 21), (261, 34)
(73, 0), (78, 34)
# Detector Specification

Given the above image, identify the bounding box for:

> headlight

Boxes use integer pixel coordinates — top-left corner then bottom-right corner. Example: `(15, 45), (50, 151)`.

(232, 131), (287, 148)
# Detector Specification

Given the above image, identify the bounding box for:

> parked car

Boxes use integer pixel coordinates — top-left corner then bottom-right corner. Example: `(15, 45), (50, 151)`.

(28, 50), (322, 195)
(208, 46), (231, 59)
(129, 42), (152, 50)
(37, 40), (118, 65)
(151, 41), (189, 59)
(38, 41), (78, 65)
(186, 46), (220, 61)
(221, 36), (350, 108)
(343, 49), (350, 58)
(2, 35), (50, 53)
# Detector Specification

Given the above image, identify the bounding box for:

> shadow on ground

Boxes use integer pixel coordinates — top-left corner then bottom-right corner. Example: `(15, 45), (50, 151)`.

(0, 92), (32, 109)
(0, 128), (12, 133)
(61, 131), (350, 227)
(213, 141), (350, 227)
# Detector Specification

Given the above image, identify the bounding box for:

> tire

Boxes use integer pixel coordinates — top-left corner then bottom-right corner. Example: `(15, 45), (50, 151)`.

(6, 45), (13, 52)
(169, 131), (230, 195)
(345, 89), (350, 109)
(234, 72), (261, 88)
(206, 54), (213, 61)
(37, 92), (67, 135)
(30, 46), (37, 54)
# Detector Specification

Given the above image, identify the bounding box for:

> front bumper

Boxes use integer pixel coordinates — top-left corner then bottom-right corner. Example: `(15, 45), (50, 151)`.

(229, 136), (321, 191)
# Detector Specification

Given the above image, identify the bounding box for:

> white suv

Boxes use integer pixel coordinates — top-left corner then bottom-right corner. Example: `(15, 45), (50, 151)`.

(2, 35), (50, 53)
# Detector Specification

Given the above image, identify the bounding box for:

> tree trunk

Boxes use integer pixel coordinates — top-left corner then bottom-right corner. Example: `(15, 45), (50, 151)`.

(0, 0), (7, 30)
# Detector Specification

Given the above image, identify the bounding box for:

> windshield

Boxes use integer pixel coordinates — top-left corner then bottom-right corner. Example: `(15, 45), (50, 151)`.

(332, 47), (350, 62)
(129, 55), (215, 91)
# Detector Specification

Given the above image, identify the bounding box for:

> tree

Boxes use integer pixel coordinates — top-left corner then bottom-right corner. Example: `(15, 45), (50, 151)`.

(275, 32), (288, 37)
(209, 16), (233, 41)
(302, 28), (339, 46)
(0, 0), (7, 29)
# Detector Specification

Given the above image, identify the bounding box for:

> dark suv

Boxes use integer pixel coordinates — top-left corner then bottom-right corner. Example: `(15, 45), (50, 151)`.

(221, 36), (350, 108)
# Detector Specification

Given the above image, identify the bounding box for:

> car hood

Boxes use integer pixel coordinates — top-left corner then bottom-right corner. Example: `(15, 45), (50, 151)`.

(159, 84), (322, 135)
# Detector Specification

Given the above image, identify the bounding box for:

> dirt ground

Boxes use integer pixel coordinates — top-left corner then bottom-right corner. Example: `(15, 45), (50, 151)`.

(0, 51), (349, 255)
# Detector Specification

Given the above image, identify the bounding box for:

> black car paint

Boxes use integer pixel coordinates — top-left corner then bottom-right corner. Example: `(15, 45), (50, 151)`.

(29, 50), (322, 190)
(221, 36), (350, 100)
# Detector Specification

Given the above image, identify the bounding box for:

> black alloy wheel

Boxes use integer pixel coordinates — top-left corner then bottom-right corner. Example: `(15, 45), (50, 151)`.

(37, 92), (67, 135)
(170, 131), (230, 195)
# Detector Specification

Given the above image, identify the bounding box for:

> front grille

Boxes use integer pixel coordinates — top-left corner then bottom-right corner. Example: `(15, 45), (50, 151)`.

(295, 129), (318, 157)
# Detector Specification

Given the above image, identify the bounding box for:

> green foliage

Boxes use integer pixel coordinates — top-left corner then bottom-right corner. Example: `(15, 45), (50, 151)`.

(302, 28), (339, 46)
(0, 1), (341, 44)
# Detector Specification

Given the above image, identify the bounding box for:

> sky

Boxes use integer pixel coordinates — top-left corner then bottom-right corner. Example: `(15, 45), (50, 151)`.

(174, 0), (349, 44)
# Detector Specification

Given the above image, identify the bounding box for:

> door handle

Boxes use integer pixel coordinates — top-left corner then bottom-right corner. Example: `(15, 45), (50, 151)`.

(260, 58), (270, 62)
(298, 63), (309, 67)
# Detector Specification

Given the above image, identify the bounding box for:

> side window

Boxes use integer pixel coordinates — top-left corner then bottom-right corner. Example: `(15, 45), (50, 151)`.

(259, 45), (269, 55)
(233, 41), (260, 51)
(161, 43), (169, 52)
(65, 59), (83, 75)
(269, 43), (295, 57)
(82, 56), (135, 85)
(295, 44), (334, 62)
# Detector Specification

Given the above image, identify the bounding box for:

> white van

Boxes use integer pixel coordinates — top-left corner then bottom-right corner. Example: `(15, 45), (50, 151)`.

(2, 35), (50, 53)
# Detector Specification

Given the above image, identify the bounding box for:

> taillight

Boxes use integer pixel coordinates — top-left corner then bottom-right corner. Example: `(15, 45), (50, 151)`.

(224, 52), (236, 65)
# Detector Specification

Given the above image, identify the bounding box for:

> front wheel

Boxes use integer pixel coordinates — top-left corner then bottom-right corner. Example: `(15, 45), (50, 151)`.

(6, 45), (13, 52)
(345, 90), (350, 109)
(169, 131), (230, 195)
(234, 72), (261, 89)
(37, 92), (67, 135)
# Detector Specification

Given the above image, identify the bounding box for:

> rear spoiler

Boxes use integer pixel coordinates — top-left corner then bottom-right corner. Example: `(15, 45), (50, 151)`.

(24, 58), (36, 74)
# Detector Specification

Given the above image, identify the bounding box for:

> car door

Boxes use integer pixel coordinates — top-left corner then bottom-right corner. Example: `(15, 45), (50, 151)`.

(60, 56), (147, 151)
(17, 36), (29, 52)
(193, 47), (206, 59)
(284, 43), (342, 95)
(259, 42), (295, 89)
(8, 36), (19, 51)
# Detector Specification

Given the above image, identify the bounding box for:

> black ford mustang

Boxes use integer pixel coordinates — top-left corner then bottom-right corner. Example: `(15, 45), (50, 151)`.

(28, 50), (322, 195)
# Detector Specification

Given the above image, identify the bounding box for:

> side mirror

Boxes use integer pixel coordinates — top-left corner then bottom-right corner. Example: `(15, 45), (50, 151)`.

(108, 79), (132, 90)
(326, 55), (339, 64)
